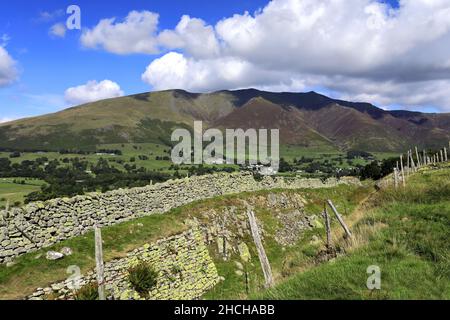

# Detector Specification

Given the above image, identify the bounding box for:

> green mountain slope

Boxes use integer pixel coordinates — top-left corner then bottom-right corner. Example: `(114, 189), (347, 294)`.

(0, 89), (449, 152)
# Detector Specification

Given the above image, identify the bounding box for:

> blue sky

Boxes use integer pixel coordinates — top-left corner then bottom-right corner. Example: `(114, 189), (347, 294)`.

(3, 0), (450, 121)
(0, 0), (271, 120)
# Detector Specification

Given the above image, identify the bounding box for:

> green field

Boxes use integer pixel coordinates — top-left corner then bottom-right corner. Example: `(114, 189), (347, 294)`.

(0, 178), (46, 208)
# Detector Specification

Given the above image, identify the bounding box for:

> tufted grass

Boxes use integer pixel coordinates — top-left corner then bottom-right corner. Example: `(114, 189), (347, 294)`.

(203, 184), (374, 300)
(255, 166), (450, 300)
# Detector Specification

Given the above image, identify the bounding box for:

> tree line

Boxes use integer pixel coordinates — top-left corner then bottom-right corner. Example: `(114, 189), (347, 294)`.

(0, 157), (170, 203)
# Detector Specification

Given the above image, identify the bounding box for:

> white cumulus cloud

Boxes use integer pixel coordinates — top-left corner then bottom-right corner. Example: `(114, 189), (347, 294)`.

(49, 23), (67, 38)
(64, 80), (124, 105)
(158, 15), (220, 59)
(0, 46), (18, 87)
(81, 11), (160, 54)
(142, 52), (292, 92)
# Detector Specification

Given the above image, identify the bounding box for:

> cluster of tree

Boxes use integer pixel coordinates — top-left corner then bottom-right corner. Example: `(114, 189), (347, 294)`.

(304, 161), (332, 174)
(279, 158), (294, 173)
(359, 158), (397, 180)
(278, 157), (347, 175)
(58, 149), (95, 155)
(293, 156), (315, 164)
(280, 155), (397, 180)
(187, 165), (236, 176)
(0, 157), (47, 178)
(0, 157), (172, 203)
(0, 146), (123, 156)
(9, 151), (21, 158)
(347, 150), (374, 160)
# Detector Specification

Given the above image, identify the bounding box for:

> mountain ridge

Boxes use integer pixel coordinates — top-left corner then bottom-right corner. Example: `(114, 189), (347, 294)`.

(1, 89), (449, 152)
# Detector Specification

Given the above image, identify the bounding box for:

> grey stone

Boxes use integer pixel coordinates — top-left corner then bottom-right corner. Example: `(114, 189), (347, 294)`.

(6, 261), (16, 268)
(60, 247), (73, 256)
(234, 261), (244, 270)
(51, 283), (65, 291)
(46, 251), (64, 261)
(1, 240), (11, 247)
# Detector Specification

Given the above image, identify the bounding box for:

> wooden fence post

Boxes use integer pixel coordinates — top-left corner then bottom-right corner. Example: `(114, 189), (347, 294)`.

(394, 168), (399, 189)
(95, 226), (106, 300)
(400, 155), (406, 187)
(410, 151), (416, 172)
(406, 151), (410, 174)
(415, 147), (421, 168)
(323, 203), (332, 249)
(327, 200), (352, 239)
(444, 147), (448, 162)
(246, 208), (274, 288)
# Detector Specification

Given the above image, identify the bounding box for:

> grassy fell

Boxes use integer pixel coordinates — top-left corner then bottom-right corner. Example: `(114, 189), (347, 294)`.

(257, 166), (450, 300)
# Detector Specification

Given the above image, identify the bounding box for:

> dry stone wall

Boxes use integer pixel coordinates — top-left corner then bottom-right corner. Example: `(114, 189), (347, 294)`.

(0, 172), (360, 264)
(29, 228), (219, 300)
